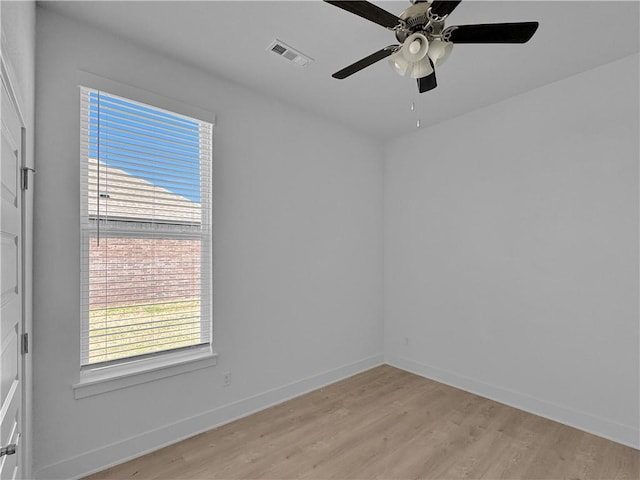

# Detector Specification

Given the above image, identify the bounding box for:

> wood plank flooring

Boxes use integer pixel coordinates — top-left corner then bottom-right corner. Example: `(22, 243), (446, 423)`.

(86, 365), (639, 479)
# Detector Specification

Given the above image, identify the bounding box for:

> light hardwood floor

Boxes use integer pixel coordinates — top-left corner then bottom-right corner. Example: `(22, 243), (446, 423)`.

(87, 365), (639, 479)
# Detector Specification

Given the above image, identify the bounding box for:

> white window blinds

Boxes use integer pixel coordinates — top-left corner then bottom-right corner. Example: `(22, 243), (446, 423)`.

(80, 87), (213, 366)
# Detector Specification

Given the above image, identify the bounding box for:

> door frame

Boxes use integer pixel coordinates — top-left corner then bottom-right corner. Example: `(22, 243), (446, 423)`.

(1, 36), (33, 480)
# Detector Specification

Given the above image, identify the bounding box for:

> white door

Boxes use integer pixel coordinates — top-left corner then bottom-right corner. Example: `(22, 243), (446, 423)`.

(0, 68), (24, 480)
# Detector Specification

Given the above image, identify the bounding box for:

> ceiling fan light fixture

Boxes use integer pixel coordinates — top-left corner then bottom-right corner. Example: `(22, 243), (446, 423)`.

(390, 31), (430, 77)
(324, 0), (540, 94)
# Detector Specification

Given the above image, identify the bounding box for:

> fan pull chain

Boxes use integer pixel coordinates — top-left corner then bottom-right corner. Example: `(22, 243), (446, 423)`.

(411, 101), (421, 128)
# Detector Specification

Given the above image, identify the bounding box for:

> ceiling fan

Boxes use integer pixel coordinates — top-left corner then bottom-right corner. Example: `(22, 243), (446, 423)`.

(324, 0), (539, 93)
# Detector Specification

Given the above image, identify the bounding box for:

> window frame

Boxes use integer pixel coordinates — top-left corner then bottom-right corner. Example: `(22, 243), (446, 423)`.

(73, 74), (216, 398)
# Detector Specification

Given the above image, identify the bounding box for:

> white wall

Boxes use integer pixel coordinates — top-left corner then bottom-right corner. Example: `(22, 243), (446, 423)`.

(34, 8), (383, 478)
(2, 1), (35, 111)
(384, 54), (639, 448)
(1, 2), (36, 479)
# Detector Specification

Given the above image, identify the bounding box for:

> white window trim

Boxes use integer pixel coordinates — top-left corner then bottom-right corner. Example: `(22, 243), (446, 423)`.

(75, 71), (217, 395)
(73, 348), (218, 399)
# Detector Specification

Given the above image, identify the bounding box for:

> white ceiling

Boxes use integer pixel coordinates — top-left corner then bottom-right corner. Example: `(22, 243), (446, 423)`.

(42, 1), (639, 140)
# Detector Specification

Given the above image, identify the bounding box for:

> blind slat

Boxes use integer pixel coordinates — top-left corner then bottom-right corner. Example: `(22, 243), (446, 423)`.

(85, 139), (205, 169)
(87, 180), (210, 200)
(84, 140), (204, 170)
(84, 97), (203, 135)
(89, 317), (203, 334)
(89, 161), (203, 185)
(81, 90), (205, 134)
(82, 311), (212, 333)
(80, 110), (209, 148)
(82, 224), (209, 236)
(82, 90), (203, 128)
(80, 122), (211, 153)
(88, 260), (205, 268)
(86, 165), (210, 192)
(86, 339), (208, 361)
(88, 323), (203, 345)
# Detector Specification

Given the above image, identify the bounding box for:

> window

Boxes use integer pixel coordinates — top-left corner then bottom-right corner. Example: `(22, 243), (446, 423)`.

(80, 87), (213, 368)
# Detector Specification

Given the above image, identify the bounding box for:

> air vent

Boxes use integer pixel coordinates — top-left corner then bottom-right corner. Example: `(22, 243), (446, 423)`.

(267, 39), (313, 67)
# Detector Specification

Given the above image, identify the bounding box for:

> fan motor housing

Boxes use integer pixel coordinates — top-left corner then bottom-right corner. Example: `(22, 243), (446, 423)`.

(395, 1), (445, 43)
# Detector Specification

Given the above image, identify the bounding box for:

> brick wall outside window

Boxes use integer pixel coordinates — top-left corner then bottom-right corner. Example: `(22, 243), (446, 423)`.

(89, 237), (201, 309)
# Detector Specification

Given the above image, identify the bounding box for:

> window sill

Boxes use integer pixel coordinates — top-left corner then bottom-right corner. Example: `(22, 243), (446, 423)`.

(72, 348), (218, 399)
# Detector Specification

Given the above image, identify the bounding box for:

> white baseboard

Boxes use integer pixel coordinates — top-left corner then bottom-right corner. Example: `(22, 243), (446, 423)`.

(388, 356), (639, 450)
(35, 354), (384, 480)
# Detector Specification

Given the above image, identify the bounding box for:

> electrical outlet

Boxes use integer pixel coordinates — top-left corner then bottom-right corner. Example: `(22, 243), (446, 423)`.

(223, 372), (231, 387)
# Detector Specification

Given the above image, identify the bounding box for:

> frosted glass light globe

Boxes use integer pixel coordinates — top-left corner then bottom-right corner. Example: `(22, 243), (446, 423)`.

(409, 40), (422, 55)
(409, 57), (433, 79)
(388, 52), (410, 76)
(400, 33), (429, 63)
(427, 39), (453, 66)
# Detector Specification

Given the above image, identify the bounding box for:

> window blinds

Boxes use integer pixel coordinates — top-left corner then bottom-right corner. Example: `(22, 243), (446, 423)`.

(80, 87), (213, 366)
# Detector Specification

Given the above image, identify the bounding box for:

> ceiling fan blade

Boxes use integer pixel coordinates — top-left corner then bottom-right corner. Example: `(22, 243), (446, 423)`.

(417, 61), (437, 93)
(429, 1), (463, 18)
(445, 22), (539, 43)
(332, 46), (398, 79)
(324, 1), (403, 29)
